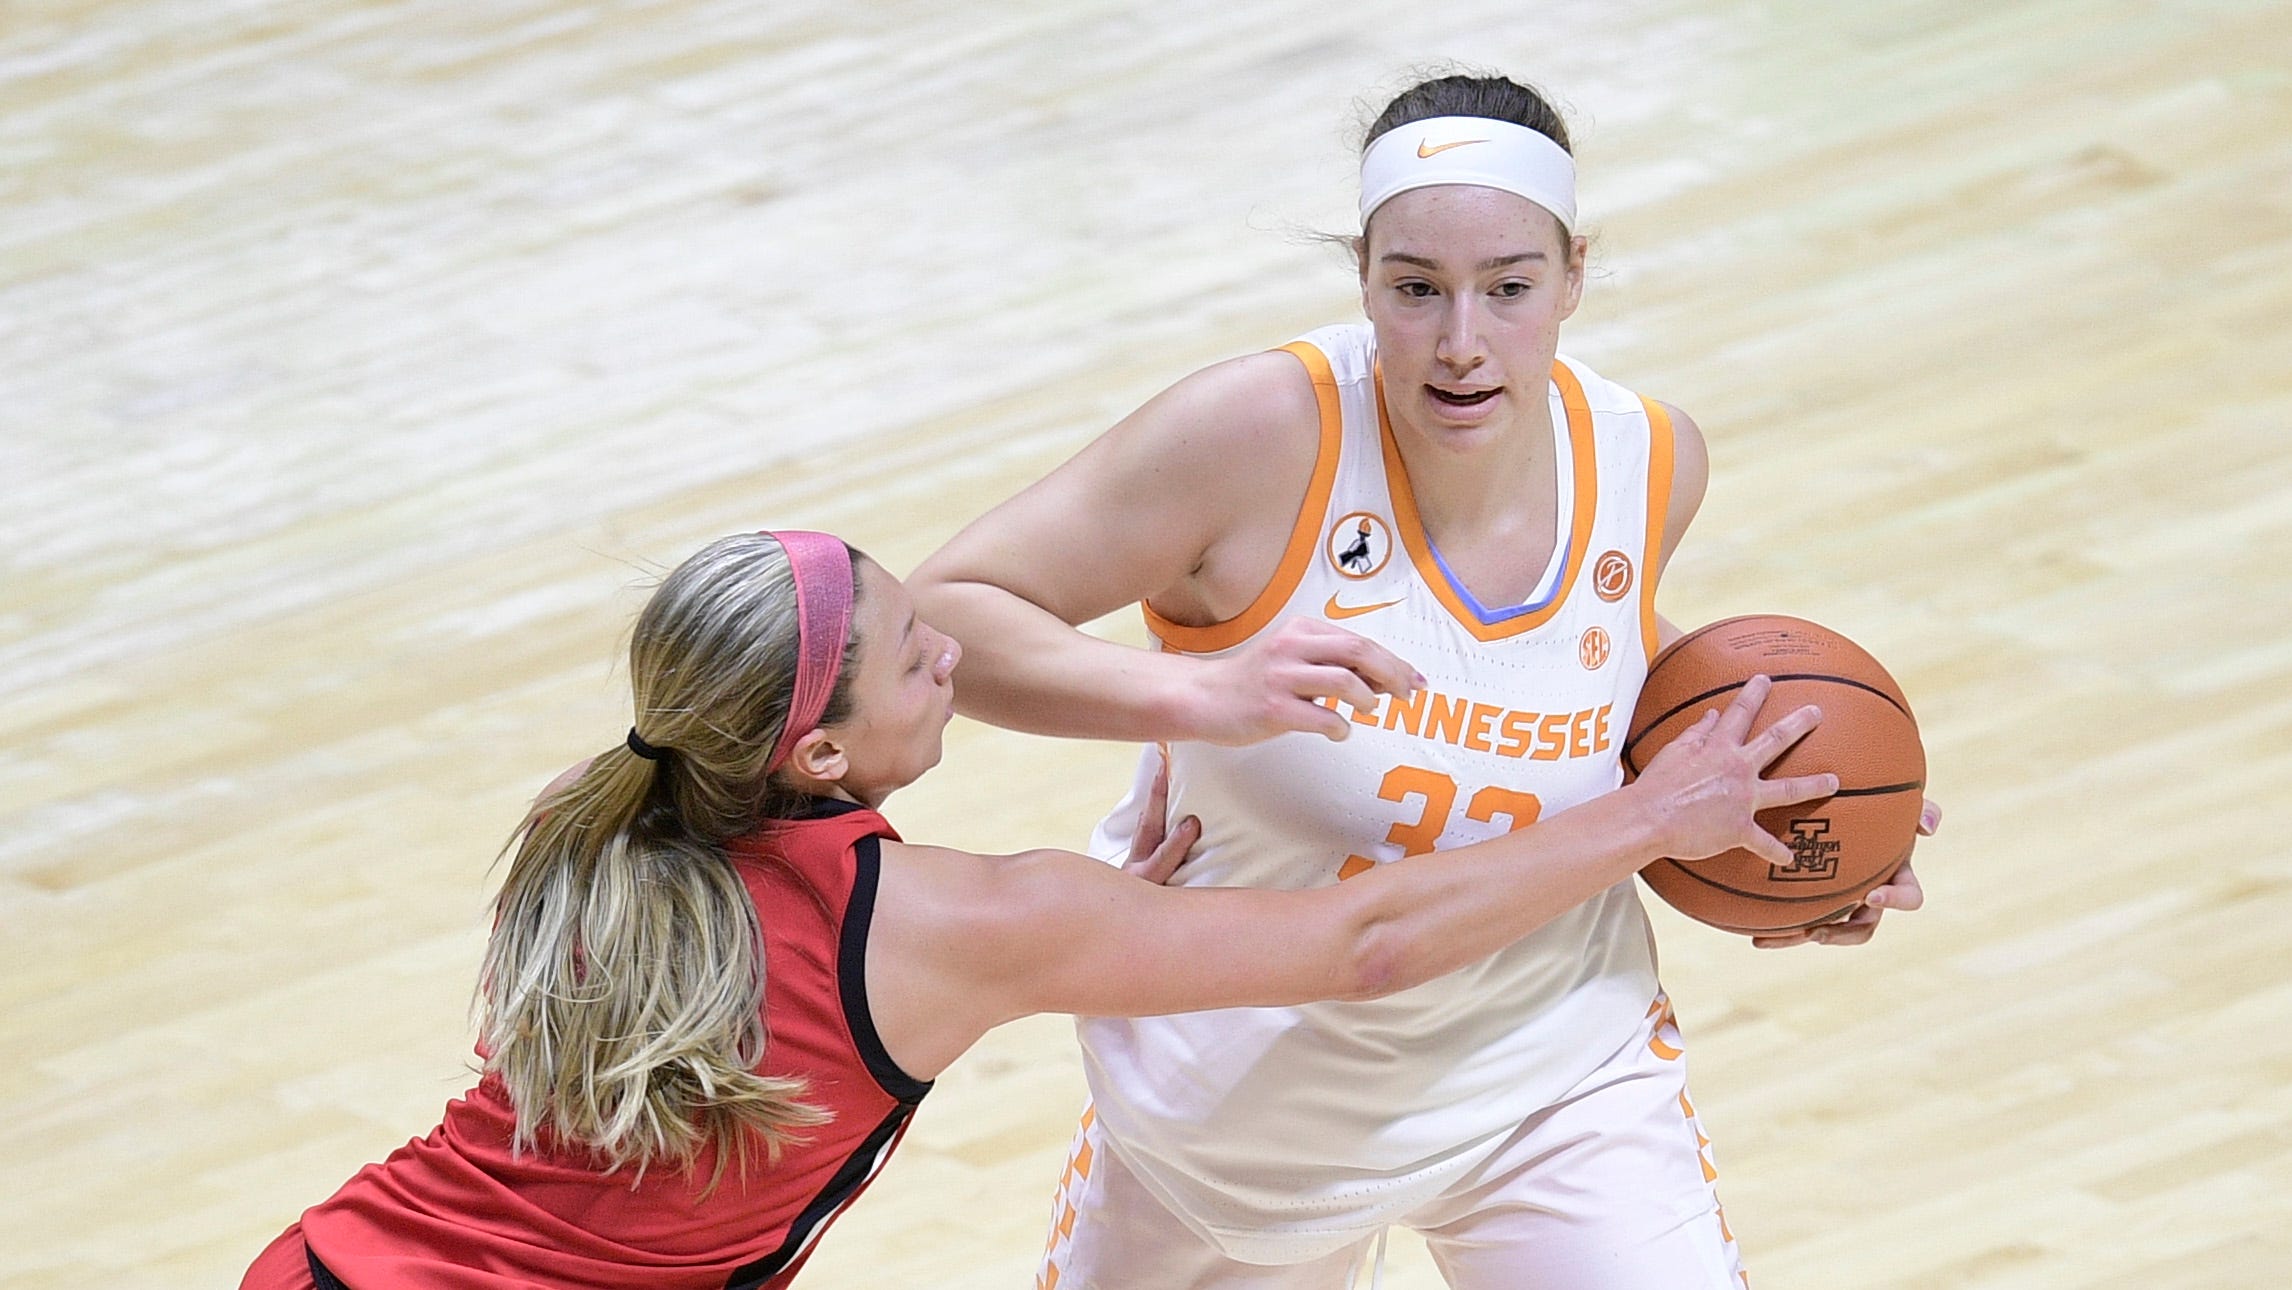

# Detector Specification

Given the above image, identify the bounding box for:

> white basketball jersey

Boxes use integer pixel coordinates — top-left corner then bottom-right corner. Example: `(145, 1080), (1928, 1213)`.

(1076, 324), (1679, 1263)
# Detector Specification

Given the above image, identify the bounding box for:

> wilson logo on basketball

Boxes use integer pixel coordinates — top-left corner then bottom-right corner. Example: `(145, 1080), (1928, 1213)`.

(1592, 550), (1634, 602)
(1327, 511), (1393, 580)
(1777, 819), (1841, 881)
(1578, 626), (1611, 671)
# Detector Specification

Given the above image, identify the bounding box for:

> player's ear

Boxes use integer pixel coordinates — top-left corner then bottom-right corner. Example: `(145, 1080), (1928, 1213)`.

(1355, 231), (1373, 313)
(1560, 232), (1587, 316)
(783, 727), (849, 786)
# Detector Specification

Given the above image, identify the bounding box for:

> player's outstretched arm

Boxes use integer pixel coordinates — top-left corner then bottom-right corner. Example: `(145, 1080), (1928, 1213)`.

(910, 352), (1418, 745)
(866, 677), (1836, 1080)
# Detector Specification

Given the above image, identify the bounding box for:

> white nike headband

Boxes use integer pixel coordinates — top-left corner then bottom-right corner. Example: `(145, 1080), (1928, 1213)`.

(1358, 115), (1578, 234)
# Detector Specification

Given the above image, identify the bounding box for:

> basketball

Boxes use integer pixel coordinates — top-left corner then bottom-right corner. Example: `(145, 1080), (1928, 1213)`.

(1623, 615), (1925, 935)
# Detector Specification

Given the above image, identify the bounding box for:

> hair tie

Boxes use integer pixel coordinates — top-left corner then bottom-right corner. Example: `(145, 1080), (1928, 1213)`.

(763, 530), (855, 775)
(1359, 115), (1578, 233)
(625, 728), (667, 762)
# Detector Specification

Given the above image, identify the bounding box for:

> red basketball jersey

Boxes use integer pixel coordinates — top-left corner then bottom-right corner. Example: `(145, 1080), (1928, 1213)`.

(294, 799), (928, 1289)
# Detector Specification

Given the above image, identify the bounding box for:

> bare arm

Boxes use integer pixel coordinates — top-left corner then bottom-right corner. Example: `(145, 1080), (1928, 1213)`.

(868, 678), (1835, 1078)
(910, 351), (1419, 744)
(1652, 400), (1709, 653)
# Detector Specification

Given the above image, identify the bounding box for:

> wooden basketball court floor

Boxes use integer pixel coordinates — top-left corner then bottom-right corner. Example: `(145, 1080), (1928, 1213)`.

(6, 2), (2290, 1285)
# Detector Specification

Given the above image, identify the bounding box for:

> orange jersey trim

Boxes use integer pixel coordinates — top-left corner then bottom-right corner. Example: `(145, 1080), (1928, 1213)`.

(1142, 342), (1345, 654)
(1373, 361), (1600, 643)
(1639, 397), (1675, 664)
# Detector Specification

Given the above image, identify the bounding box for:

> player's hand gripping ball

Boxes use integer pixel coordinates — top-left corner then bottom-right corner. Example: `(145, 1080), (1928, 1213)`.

(1624, 616), (1926, 935)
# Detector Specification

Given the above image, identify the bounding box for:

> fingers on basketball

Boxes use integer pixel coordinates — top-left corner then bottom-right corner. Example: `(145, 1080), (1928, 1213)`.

(1715, 674), (1771, 741)
(1746, 703), (1824, 767)
(1623, 615), (1926, 937)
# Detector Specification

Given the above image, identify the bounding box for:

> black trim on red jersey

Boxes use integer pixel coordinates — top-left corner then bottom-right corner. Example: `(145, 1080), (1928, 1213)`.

(840, 835), (935, 1105)
(306, 1245), (351, 1290)
(723, 1102), (914, 1290)
(791, 795), (871, 822)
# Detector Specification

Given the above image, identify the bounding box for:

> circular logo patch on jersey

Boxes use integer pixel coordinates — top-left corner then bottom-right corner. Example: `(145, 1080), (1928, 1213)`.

(1327, 511), (1393, 580)
(1592, 549), (1634, 602)
(1579, 625), (1613, 671)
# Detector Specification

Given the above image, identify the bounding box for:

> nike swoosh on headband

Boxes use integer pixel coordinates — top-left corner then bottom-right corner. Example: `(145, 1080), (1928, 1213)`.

(1416, 138), (1486, 158)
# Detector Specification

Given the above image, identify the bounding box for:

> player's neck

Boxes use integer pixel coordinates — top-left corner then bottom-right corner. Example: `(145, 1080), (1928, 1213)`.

(1390, 400), (1560, 545)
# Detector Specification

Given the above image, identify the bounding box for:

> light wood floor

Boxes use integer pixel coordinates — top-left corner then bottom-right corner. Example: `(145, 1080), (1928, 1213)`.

(7, 2), (2291, 1286)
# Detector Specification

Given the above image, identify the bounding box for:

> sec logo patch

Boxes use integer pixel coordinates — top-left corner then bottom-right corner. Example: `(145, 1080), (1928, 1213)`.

(1579, 626), (1612, 671)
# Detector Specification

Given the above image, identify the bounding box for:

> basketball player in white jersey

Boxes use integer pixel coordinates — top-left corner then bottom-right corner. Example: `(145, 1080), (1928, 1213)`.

(912, 74), (1937, 1289)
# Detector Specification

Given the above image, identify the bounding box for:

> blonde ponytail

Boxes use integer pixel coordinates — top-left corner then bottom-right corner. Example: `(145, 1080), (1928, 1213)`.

(478, 534), (858, 1182)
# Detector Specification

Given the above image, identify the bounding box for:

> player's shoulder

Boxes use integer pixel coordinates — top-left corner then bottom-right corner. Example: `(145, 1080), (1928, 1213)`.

(874, 842), (1085, 964)
(1554, 354), (1705, 454)
(1165, 322), (1375, 422)
(1101, 338), (1331, 491)
(1156, 345), (1324, 439)
(1659, 401), (1706, 466)
(1554, 351), (1655, 415)
(1282, 321), (1378, 385)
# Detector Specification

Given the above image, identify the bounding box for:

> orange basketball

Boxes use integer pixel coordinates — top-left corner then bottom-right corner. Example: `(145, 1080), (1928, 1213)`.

(1623, 615), (1925, 935)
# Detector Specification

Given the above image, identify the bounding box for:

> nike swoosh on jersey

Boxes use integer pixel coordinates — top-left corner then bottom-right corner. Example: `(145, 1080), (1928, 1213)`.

(1325, 594), (1403, 620)
(1416, 138), (1486, 158)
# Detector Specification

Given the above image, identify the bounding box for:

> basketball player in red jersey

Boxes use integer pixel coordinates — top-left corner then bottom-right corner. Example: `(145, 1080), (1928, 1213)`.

(241, 530), (1836, 1290)
(912, 74), (1940, 1287)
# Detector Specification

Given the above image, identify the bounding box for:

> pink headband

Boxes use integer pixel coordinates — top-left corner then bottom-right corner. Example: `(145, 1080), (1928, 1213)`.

(764, 529), (855, 774)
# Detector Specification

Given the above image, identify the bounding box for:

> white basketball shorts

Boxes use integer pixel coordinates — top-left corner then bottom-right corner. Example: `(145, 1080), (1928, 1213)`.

(1036, 993), (1746, 1290)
